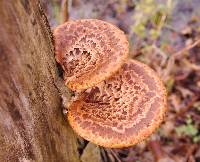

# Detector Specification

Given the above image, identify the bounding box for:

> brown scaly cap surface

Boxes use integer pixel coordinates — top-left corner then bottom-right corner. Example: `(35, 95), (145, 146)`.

(68, 60), (167, 148)
(54, 19), (129, 90)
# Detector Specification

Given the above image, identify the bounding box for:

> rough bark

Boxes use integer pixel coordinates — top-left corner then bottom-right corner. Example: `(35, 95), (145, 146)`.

(0, 1), (80, 162)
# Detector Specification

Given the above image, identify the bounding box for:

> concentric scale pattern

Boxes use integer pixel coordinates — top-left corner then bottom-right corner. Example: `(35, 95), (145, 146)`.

(54, 19), (129, 90)
(68, 60), (167, 148)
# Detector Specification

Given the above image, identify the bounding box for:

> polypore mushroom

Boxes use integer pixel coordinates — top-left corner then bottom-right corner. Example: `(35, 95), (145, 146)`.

(68, 60), (167, 148)
(54, 19), (129, 91)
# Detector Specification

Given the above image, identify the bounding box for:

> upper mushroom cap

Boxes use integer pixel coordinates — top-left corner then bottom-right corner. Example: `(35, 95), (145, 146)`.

(68, 60), (167, 148)
(54, 19), (129, 90)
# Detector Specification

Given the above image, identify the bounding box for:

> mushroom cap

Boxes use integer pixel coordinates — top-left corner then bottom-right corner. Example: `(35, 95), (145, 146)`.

(68, 60), (167, 148)
(54, 19), (129, 90)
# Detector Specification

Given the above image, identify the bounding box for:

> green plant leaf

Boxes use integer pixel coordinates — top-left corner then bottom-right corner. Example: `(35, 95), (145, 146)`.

(176, 124), (198, 137)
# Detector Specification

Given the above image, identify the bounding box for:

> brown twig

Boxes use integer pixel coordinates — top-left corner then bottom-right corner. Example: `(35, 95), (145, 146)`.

(148, 140), (165, 161)
(110, 149), (122, 162)
(186, 144), (198, 161)
(162, 56), (175, 81)
(174, 39), (200, 58)
(106, 149), (122, 162)
(152, 44), (168, 64)
(100, 148), (109, 162)
(105, 149), (117, 162)
(61, 0), (69, 23)
(182, 59), (200, 71)
(159, 38), (200, 80)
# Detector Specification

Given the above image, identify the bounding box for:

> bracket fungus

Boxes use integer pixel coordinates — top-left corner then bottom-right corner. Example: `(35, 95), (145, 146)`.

(53, 19), (167, 148)
(54, 19), (129, 90)
(68, 60), (167, 148)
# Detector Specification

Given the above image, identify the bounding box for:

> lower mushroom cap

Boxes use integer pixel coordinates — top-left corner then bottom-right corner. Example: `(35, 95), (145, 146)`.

(68, 60), (167, 148)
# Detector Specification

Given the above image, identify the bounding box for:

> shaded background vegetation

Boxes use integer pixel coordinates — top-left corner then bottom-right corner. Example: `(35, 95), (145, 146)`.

(42, 0), (200, 161)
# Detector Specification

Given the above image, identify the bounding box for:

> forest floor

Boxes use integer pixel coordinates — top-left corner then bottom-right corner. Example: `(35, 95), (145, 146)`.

(42, 0), (200, 161)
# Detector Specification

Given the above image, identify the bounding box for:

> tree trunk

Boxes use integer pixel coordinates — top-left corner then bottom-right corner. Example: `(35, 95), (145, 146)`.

(0, 1), (80, 161)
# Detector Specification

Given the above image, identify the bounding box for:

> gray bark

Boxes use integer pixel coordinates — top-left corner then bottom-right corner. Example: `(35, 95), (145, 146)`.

(0, 1), (80, 161)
